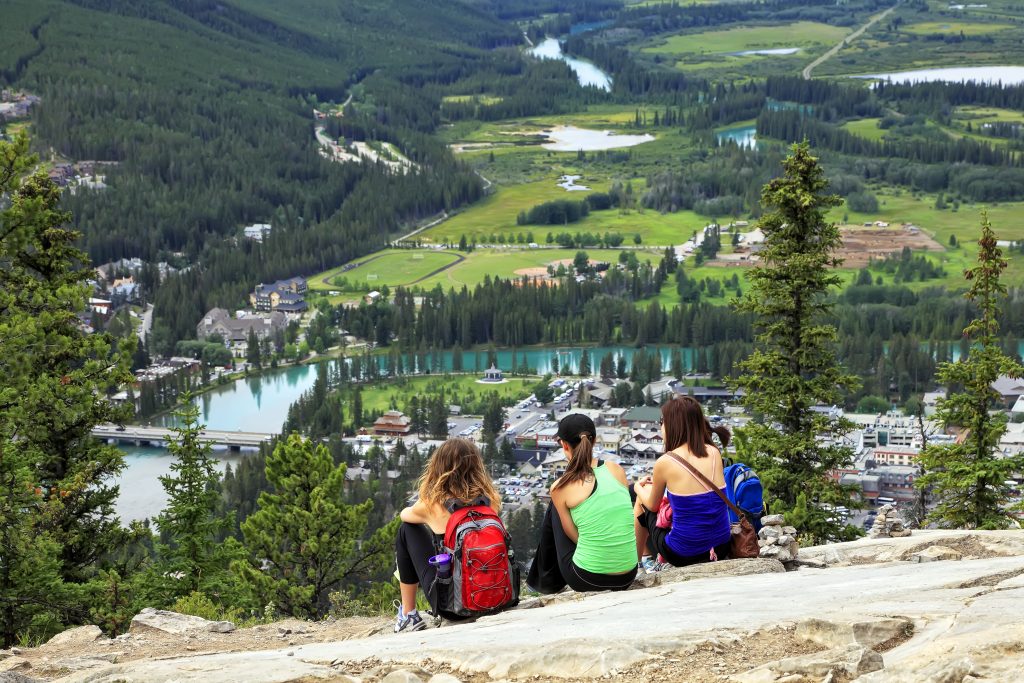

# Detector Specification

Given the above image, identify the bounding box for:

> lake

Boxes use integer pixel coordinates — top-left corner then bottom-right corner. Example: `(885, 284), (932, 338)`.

(542, 125), (654, 152)
(529, 38), (612, 91)
(112, 345), (695, 522)
(717, 125), (757, 149)
(855, 65), (1024, 85)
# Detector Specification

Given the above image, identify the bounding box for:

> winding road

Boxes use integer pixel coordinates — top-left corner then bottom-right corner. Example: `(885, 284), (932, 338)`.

(802, 4), (899, 80)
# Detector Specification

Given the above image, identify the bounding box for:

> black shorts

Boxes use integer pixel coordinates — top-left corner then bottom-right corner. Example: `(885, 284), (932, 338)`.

(636, 509), (731, 567)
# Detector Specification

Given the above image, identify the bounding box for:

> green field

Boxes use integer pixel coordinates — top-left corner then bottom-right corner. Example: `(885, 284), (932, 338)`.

(360, 374), (534, 414)
(954, 106), (1024, 125)
(904, 21), (1013, 35)
(414, 247), (663, 290)
(842, 118), (887, 141)
(643, 22), (849, 55)
(310, 251), (463, 293)
(416, 178), (707, 247)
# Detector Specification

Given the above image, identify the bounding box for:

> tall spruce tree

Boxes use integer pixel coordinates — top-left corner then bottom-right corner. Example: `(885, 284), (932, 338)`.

(0, 135), (133, 644)
(150, 399), (241, 604)
(234, 435), (396, 618)
(917, 213), (1024, 529)
(731, 143), (860, 542)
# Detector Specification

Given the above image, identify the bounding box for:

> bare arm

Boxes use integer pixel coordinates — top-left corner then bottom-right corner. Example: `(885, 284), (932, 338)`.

(550, 487), (579, 544)
(637, 458), (668, 511)
(399, 499), (430, 525)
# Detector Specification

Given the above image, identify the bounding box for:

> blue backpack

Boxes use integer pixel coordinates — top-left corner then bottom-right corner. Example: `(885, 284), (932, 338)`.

(723, 463), (767, 531)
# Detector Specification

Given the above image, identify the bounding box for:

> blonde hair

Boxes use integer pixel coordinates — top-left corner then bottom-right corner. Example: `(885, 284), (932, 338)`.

(418, 438), (501, 511)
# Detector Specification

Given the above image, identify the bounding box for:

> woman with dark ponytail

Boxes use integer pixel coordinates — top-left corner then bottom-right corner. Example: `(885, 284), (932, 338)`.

(527, 414), (638, 594)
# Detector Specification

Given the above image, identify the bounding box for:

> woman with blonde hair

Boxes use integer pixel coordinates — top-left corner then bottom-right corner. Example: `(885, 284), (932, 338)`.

(527, 413), (637, 593)
(394, 438), (502, 632)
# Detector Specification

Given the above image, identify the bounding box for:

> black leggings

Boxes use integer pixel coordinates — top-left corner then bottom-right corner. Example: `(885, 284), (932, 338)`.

(527, 503), (637, 594)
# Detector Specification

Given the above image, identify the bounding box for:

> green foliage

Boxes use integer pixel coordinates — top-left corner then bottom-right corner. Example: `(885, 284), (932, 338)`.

(149, 399), (243, 605)
(917, 213), (1024, 529)
(234, 435), (398, 619)
(731, 143), (861, 542)
(0, 134), (134, 646)
(533, 376), (555, 404)
(856, 395), (892, 414)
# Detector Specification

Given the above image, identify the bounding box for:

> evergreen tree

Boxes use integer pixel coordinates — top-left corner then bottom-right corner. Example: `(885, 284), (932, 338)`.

(234, 435), (396, 619)
(579, 349), (591, 377)
(731, 143), (860, 542)
(0, 135), (134, 644)
(246, 329), (262, 368)
(151, 399), (241, 603)
(917, 214), (1024, 529)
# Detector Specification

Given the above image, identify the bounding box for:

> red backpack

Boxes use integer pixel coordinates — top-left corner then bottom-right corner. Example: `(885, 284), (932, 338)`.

(429, 497), (519, 618)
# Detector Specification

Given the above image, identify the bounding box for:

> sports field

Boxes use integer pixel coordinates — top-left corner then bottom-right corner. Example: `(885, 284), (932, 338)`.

(360, 375), (533, 414)
(643, 22), (849, 55)
(310, 251), (462, 293)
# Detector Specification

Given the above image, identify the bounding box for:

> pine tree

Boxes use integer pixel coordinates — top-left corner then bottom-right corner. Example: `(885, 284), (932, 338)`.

(917, 213), (1024, 529)
(246, 329), (262, 368)
(234, 435), (396, 619)
(731, 143), (860, 542)
(579, 349), (591, 377)
(150, 399), (241, 603)
(0, 135), (134, 644)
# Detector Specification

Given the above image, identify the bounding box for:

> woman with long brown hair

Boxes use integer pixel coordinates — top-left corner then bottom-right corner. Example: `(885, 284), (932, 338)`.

(527, 413), (637, 593)
(394, 438), (502, 632)
(633, 395), (732, 569)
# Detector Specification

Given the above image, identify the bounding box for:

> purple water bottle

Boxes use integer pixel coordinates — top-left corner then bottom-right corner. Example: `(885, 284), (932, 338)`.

(429, 553), (452, 579)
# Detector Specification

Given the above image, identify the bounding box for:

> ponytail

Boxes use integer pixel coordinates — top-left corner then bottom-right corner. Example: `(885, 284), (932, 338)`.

(552, 432), (595, 491)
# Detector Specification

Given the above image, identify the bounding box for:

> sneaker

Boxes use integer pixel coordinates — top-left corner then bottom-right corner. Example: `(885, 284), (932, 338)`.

(393, 600), (427, 634)
(640, 557), (662, 574)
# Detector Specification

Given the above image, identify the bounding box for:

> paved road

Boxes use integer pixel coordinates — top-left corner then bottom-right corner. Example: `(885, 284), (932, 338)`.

(802, 4), (899, 80)
(138, 303), (154, 344)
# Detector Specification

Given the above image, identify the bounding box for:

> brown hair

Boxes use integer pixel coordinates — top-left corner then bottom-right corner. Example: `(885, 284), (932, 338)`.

(552, 413), (597, 491)
(661, 396), (730, 457)
(418, 438), (501, 510)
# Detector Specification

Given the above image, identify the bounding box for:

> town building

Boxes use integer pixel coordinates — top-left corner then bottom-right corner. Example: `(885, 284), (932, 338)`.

(992, 375), (1024, 408)
(196, 307), (286, 345)
(621, 406), (662, 429)
(372, 411), (412, 437)
(871, 446), (920, 467)
(243, 223), (272, 241)
(250, 277), (307, 312)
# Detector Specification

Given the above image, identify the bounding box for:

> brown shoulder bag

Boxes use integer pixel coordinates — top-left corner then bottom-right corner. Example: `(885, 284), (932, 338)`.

(665, 452), (760, 559)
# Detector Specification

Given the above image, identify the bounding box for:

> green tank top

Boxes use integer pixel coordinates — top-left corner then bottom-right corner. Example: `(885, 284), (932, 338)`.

(569, 464), (637, 574)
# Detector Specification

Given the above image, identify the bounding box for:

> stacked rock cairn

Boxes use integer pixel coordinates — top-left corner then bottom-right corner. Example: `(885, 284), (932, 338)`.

(757, 514), (799, 564)
(869, 503), (911, 538)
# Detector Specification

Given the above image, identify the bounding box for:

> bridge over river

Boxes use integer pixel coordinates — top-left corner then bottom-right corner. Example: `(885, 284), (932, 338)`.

(92, 424), (274, 450)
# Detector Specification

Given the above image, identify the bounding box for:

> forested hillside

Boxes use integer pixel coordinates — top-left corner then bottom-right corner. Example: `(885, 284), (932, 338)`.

(0, 0), (531, 351)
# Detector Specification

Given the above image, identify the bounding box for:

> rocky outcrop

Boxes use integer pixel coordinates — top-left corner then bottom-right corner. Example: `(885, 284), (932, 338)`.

(129, 608), (235, 635)
(43, 531), (1024, 683)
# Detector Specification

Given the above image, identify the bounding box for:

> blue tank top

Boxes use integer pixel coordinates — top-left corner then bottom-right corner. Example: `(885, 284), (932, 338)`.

(664, 489), (732, 557)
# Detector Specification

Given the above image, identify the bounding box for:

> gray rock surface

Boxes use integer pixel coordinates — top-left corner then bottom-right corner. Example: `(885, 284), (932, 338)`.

(0, 660), (29, 674)
(129, 608), (235, 635)
(795, 617), (912, 649)
(0, 673), (38, 683)
(41, 626), (107, 649)
(381, 672), (424, 683)
(734, 644), (883, 682)
(50, 531), (1024, 683)
(910, 545), (963, 563)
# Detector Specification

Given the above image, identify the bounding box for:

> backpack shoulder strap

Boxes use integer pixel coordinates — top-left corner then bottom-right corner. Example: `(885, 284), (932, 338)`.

(666, 452), (747, 521)
(444, 496), (491, 513)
